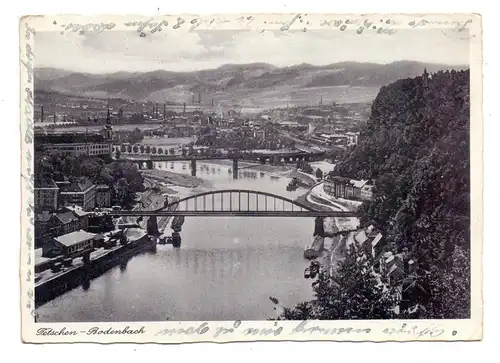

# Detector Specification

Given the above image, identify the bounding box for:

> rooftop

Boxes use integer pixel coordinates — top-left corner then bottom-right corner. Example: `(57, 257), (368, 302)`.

(371, 233), (383, 247)
(63, 205), (90, 217)
(54, 230), (97, 247)
(96, 184), (111, 191)
(59, 178), (95, 193)
(350, 179), (369, 188)
(35, 178), (58, 189)
(55, 210), (80, 224)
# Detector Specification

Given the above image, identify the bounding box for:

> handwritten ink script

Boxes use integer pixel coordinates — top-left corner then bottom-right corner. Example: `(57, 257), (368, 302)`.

(152, 321), (447, 339)
(21, 22), (37, 322)
(50, 15), (474, 37)
(33, 321), (449, 340)
(58, 22), (116, 35)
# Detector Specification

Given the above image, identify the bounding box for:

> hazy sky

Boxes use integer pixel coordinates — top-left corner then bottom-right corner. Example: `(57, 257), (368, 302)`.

(35, 28), (469, 73)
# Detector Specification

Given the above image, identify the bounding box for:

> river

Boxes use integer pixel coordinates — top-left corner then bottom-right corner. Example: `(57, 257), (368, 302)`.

(36, 161), (316, 322)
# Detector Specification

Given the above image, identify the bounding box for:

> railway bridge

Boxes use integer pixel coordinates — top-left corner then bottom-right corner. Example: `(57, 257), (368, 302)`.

(121, 150), (326, 180)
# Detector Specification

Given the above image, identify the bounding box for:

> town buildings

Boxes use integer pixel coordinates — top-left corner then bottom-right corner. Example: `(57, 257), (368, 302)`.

(345, 224), (427, 316)
(95, 185), (112, 207)
(35, 133), (112, 157)
(42, 229), (97, 258)
(34, 178), (59, 212)
(58, 178), (97, 211)
(34, 206), (90, 248)
(323, 175), (374, 201)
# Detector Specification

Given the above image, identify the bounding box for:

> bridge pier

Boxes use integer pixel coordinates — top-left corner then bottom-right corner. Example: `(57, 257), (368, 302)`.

(314, 216), (325, 237)
(191, 159), (197, 177)
(146, 216), (160, 235)
(232, 159), (238, 180)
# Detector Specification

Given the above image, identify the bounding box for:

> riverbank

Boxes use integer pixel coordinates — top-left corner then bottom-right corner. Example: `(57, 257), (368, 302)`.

(140, 169), (211, 188)
(35, 235), (156, 308)
(193, 159), (317, 187)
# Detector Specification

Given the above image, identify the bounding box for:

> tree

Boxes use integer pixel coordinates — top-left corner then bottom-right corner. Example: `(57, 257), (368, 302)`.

(115, 149), (121, 160)
(120, 144), (126, 152)
(273, 244), (398, 320)
(114, 177), (130, 206)
(334, 70), (470, 318)
(145, 145), (151, 154)
(169, 148), (175, 155)
(158, 147), (163, 154)
(132, 145), (139, 153)
(181, 148), (187, 156)
(139, 145), (145, 154)
(127, 145), (132, 153)
(315, 168), (323, 180)
(151, 146), (157, 154)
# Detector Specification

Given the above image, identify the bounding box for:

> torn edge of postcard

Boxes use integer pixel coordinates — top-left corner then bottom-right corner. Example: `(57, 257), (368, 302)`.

(20, 13), (483, 343)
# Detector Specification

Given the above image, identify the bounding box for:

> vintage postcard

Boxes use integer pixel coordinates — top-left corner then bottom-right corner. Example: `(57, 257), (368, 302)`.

(20, 13), (483, 343)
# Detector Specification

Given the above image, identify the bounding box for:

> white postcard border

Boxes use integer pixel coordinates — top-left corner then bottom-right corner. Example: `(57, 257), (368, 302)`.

(20, 13), (483, 343)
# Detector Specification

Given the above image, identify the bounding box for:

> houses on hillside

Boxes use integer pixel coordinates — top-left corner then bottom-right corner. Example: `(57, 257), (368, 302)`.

(323, 175), (374, 201)
(341, 223), (428, 318)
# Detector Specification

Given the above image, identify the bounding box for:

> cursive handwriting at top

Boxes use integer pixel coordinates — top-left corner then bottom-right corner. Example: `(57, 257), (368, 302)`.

(408, 19), (472, 32)
(59, 22), (115, 35)
(124, 19), (169, 37)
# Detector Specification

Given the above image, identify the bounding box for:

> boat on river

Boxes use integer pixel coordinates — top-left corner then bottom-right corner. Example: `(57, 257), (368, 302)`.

(286, 178), (299, 191)
(303, 235), (324, 260)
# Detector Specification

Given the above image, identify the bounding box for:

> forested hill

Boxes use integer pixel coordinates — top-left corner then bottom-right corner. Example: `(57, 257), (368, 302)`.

(336, 69), (470, 318)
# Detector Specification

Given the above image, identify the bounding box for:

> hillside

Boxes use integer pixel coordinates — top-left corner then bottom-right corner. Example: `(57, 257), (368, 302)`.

(336, 69), (470, 318)
(34, 61), (467, 106)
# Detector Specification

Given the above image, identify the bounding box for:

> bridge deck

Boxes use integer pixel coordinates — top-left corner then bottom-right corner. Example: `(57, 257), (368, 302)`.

(110, 211), (358, 217)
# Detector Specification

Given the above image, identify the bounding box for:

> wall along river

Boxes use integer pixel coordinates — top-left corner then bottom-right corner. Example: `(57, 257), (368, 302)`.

(36, 161), (316, 322)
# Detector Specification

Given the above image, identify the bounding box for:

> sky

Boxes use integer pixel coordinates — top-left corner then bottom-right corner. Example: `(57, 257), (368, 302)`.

(35, 28), (470, 73)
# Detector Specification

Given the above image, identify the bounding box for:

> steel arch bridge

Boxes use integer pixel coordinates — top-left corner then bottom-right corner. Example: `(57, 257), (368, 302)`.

(110, 189), (359, 218)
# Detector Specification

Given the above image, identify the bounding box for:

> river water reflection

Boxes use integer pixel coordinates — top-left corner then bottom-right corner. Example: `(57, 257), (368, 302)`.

(36, 161), (315, 322)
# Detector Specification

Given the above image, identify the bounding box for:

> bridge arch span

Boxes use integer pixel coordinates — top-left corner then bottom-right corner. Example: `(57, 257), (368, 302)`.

(163, 189), (315, 213)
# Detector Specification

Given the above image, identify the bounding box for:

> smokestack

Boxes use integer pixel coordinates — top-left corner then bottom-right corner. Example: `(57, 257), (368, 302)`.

(106, 105), (111, 126)
(183, 102), (186, 115)
(212, 98), (214, 107)
(192, 94), (195, 104)
(320, 96), (323, 107)
(163, 103), (166, 120)
(41, 106), (44, 123)
(53, 114), (56, 124)
(198, 92), (201, 104)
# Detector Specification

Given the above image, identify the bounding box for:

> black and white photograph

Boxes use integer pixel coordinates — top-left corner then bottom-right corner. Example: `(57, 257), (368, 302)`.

(20, 13), (482, 342)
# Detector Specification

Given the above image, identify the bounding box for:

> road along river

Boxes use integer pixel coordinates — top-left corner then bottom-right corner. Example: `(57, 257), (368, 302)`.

(36, 161), (317, 322)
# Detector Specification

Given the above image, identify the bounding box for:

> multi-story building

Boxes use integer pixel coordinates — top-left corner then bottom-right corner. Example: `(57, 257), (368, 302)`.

(34, 178), (59, 212)
(35, 132), (112, 157)
(95, 185), (112, 207)
(34, 207), (90, 248)
(42, 142), (112, 157)
(324, 175), (374, 201)
(58, 178), (96, 211)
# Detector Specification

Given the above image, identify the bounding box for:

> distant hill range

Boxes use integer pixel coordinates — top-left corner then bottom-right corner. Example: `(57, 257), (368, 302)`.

(35, 61), (468, 105)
